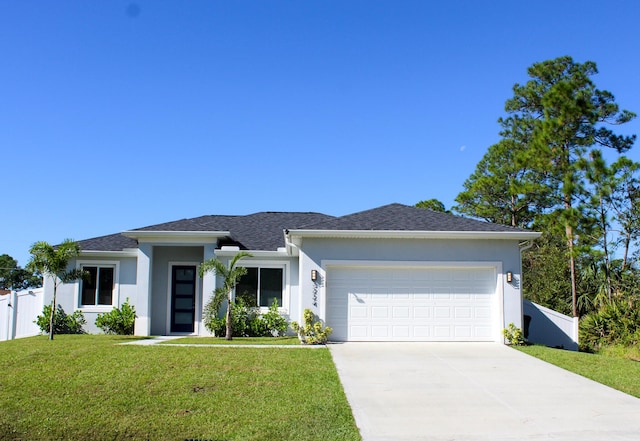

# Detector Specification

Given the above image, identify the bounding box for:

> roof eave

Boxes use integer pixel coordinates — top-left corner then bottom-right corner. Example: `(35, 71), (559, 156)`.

(285, 229), (542, 240)
(122, 230), (230, 244)
(79, 249), (139, 258)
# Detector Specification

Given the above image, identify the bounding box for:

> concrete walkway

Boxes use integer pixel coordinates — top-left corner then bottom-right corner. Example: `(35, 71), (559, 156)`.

(329, 343), (640, 441)
(120, 336), (184, 345)
(120, 336), (324, 348)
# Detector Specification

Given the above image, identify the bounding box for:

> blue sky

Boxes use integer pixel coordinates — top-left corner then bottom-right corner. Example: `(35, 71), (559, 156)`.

(2, 1), (639, 266)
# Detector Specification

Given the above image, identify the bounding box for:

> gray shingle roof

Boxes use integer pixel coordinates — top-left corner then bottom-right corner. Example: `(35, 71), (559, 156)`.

(76, 203), (529, 253)
(299, 203), (528, 232)
(77, 212), (334, 252)
(77, 233), (138, 252)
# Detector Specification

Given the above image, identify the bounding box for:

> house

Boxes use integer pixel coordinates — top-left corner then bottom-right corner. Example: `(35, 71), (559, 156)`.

(43, 203), (541, 342)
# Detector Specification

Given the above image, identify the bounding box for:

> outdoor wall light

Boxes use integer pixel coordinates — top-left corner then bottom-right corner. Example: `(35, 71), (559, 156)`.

(506, 271), (513, 283)
(311, 269), (318, 282)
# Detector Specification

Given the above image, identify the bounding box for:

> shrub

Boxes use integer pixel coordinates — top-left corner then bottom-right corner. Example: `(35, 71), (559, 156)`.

(203, 298), (289, 337)
(35, 304), (86, 335)
(250, 300), (289, 337)
(580, 301), (640, 352)
(291, 309), (332, 344)
(95, 299), (136, 335)
(502, 323), (525, 346)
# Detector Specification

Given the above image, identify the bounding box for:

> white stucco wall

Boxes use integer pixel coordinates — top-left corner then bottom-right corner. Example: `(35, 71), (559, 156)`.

(296, 237), (525, 339)
(43, 256), (138, 334)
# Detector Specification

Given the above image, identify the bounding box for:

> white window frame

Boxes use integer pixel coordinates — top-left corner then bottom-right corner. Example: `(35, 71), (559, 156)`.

(236, 260), (289, 312)
(75, 260), (120, 312)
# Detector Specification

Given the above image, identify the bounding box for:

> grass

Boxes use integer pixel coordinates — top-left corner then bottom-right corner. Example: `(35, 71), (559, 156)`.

(0, 335), (360, 441)
(164, 336), (301, 345)
(516, 344), (640, 398)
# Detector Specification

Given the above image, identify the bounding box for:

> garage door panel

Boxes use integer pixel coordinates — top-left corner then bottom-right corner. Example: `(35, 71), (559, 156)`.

(392, 326), (410, 338)
(454, 307), (472, 319)
(350, 306), (367, 318)
(326, 266), (497, 342)
(414, 307), (431, 318)
(434, 307), (451, 318)
(392, 306), (410, 318)
(371, 306), (389, 318)
(454, 326), (472, 338)
(433, 326), (451, 338)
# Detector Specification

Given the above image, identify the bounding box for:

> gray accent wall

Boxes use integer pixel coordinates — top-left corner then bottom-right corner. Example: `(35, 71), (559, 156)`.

(150, 246), (204, 335)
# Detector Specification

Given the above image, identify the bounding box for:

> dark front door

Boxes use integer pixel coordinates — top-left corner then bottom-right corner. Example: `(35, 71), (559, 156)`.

(171, 265), (196, 333)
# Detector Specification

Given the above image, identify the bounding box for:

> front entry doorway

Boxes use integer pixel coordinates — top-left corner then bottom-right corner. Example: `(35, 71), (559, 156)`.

(170, 265), (197, 333)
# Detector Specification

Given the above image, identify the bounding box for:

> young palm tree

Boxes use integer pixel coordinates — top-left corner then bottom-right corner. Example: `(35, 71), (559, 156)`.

(199, 251), (252, 340)
(28, 239), (85, 340)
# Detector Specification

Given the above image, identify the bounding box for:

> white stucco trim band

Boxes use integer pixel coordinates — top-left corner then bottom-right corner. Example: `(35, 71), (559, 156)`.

(79, 250), (139, 258)
(122, 230), (230, 244)
(214, 249), (289, 258)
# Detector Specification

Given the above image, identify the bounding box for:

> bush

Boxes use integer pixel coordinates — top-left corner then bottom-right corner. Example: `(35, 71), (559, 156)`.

(580, 301), (640, 352)
(291, 309), (332, 344)
(502, 323), (525, 346)
(35, 304), (86, 335)
(251, 300), (289, 337)
(203, 298), (289, 337)
(95, 299), (136, 335)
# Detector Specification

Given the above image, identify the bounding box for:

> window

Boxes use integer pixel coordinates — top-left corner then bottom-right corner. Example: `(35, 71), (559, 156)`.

(81, 265), (115, 306)
(236, 267), (283, 307)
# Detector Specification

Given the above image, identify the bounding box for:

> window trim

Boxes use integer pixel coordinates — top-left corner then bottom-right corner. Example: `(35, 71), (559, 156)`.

(235, 260), (289, 312)
(75, 260), (120, 312)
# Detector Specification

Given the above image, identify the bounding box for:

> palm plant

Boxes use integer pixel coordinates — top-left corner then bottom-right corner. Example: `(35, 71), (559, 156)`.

(199, 251), (252, 340)
(28, 239), (85, 340)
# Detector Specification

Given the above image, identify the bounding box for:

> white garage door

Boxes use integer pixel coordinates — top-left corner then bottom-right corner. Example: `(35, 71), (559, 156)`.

(326, 266), (497, 342)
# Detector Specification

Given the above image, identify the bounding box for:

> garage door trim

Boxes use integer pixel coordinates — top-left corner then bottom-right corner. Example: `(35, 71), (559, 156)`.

(321, 260), (504, 342)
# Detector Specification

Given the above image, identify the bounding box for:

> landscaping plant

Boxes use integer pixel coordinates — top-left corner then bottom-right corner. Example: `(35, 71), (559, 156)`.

(579, 300), (640, 352)
(204, 298), (289, 337)
(28, 239), (85, 340)
(95, 298), (136, 335)
(291, 308), (332, 344)
(199, 252), (252, 340)
(502, 323), (525, 346)
(35, 304), (85, 335)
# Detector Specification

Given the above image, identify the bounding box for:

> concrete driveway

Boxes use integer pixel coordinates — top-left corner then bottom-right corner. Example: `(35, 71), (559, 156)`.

(329, 343), (640, 441)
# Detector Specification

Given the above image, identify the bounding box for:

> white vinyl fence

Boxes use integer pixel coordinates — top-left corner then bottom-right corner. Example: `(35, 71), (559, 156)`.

(0, 288), (44, 342)
(523, 299), (579, 351)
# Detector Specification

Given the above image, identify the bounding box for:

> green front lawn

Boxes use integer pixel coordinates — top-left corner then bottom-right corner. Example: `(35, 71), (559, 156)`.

(0, 335), (360, 441)
(516, 345), (640, 398)
(164, 336), (301, 345)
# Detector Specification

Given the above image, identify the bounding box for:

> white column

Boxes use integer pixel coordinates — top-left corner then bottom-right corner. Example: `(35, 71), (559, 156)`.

(134, 243), (153, 336)
(199, 244), (217, 336)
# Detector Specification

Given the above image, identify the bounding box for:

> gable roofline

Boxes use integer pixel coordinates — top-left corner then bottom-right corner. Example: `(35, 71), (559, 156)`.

(299, 203), (535, 233)
(285, 229), (541, 241)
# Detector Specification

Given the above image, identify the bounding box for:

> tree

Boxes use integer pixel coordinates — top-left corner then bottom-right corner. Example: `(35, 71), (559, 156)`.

(415, 199), (448, 213)
(199, 251), (252, 340)
(454, 137), (552, 227)
(521, 232), (573, 316)
(27, 240), (85, 340)
(501, 56), (636, 316)
(607, 156), (640, 271)
(0, 254), (41, 290)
